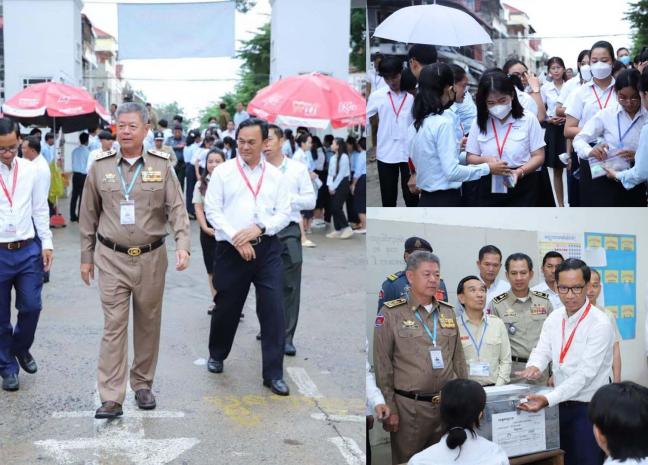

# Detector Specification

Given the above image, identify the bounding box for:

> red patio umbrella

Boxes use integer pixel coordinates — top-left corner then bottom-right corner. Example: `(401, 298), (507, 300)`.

(2, 81), (110, 133)
(248, 72), (365, 129)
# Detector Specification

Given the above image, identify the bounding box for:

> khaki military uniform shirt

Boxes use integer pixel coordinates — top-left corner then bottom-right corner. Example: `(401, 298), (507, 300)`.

(457, 313), (512, 386)
(489, 290), (553, 360)
(160, 144), (178, 167)
(79, 147), (190, 264)
(373, 297), (468, 415)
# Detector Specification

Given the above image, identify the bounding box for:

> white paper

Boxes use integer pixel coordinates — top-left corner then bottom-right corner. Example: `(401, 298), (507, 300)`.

(584, 247), (607, 267)
(492, 410), (546, 457)
(484, 384), (529, 397)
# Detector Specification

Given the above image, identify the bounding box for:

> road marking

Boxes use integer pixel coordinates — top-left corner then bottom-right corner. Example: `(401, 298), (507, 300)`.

(286, 366), (324, 398)
(52, 411), (185, 419)
(310, 413), (364, 423)
(328, 437), (365, 465)
(193, 358), (207, 366)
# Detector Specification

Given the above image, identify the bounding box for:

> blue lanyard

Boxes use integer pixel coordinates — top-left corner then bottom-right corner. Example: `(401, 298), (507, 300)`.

(414, 309), (438, 347)
(617, 112), (642, 147)
(116, 161), (143, 201)
(460, 315), (488, 360)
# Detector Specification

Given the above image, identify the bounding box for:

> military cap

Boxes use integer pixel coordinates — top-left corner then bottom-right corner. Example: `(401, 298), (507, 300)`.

(404, 237), (433, 253)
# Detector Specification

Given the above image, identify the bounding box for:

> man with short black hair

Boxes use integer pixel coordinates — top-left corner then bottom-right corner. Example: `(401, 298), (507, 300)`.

(476, 245), (510, 307)
(86, 130), (115, 173)
(531, 251), (564, 309)
(165, 124), (186, 191)
(70, 132), (90, 222)
(408, 44), (438, 79)
(233, 102), (249, 129)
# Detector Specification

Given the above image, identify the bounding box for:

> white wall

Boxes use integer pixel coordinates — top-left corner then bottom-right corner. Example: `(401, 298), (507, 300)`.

(367, 207), (648, 387)
(4, 0), (83, 99)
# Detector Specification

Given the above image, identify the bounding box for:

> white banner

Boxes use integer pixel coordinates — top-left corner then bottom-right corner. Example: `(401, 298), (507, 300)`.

(117, 1), (235, 60)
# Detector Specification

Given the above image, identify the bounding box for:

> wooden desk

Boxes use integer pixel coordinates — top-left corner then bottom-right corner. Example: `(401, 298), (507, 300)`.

(510, 449), (565, 465)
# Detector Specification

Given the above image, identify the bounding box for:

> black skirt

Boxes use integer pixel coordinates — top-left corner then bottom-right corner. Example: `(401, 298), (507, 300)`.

(478, 171), (539, 207)
(579, 158), (646, 206)
(419, 188), (462, 207)
(543, 122), (567, 168)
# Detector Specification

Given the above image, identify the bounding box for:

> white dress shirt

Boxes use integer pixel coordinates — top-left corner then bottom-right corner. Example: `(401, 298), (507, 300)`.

(531, 280), (562, 310)
(616, 124), (648, 189)
(408, 432), (509, 465)
(204, 157), (291, 244)
(566, 79), (617, 127)
(32, 155), (51, 208)
(233, 110), (250, 128)
(516, 88), (539, 118)
(0, 157), (53, 250)
(367, 68), (387, 95)
(527, 300), (614, 406)
(573, 104), (648, 160)
(541, 80), (564, 118)
(466, 111), (546, 169)
(277, 156), (316, 223)
(366, 87), (414, 164)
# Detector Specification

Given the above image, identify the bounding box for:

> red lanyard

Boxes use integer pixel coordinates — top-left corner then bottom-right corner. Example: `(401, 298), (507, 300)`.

(592, 86), (613, 110)
(388, 92), (407, 119)
(0, 160), (18, 208)
(491, 119), (513, 159)
(559, 302), (592, 364)
(236, 157), (265, 201)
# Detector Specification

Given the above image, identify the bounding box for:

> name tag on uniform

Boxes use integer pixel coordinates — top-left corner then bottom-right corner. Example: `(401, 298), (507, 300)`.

(141, 170), (163, 182)
(430, 349), (445, 369)
(3, 212), (17, 234)
(469, 361), (491, 377)
(120, 200), (135, 225)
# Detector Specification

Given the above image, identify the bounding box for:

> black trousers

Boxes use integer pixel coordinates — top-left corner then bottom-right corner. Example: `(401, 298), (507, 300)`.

(331, 178), (350, 230)
(70, 172), (86, 220)
(567, 151), (581, 207)
(175, 161), (186, 193)
(419, 188), (461, 207)
(377, 160), (418, 207)
(185, 163), (197, 215)
(209, 237), (285, 381)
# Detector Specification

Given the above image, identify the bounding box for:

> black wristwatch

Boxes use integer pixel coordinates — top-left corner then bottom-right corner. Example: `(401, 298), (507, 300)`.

(256, 224), (266, 235)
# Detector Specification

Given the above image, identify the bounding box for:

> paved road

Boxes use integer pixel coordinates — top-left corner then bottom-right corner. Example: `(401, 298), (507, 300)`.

(0, 216), (365, 465)
(367, 159), (406, 208)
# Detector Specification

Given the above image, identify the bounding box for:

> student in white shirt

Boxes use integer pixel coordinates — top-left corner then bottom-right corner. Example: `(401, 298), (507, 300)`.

(588, 382), (648, 465)
(573, 68), (647, 206)
(0, 118), (53, 392)
(408, 379), (508, 465)
(530, 251), (564, 310)
(517, 258), (614, 465)
(565, 41), (618, 206)
(476, 245), (511, 310)
(292, 132), (317, 247)
(326, 138), (353, 239)
(502, 59), (546, 121)
(466, 70), (546, 206)
(183, 129), (201, 219)
(366, 55), (418, 207)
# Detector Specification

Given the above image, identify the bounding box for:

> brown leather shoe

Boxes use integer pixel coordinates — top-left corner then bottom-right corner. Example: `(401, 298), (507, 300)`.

(135, 389), (156, 410)
(95, 401), (123, 419)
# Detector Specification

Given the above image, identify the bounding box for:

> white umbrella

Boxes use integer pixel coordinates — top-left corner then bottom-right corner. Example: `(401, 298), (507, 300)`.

(373, 4), (492, 46)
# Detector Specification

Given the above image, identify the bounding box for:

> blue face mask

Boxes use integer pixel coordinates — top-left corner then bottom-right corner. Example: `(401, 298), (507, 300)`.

(619, 55), (631, 66)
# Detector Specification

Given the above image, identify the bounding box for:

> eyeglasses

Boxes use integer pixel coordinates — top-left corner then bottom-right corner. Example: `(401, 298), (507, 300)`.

(618, 97), (641, 103)
(557, 285), (586, 295)
(0, 145), (19, 154)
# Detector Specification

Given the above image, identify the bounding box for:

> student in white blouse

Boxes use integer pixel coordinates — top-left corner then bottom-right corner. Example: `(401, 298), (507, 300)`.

(573, 68), (647, 206)
(408, 379), (509, 465)
(466, 70), (545, 206)
(588, 382), (648, 465)
(326, 138), (353, 239)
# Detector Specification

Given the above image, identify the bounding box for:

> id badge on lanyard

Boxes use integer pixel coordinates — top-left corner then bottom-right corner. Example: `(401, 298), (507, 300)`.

(120, 200), (135, 225)
(0, 162), (19, 234)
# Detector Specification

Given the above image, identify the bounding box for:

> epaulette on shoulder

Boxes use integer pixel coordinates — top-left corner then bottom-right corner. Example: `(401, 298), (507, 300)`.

(531, 290), (550, 300)
(384, 298), (407, 308)
(147, 149), (170, 160)
(438, 300), (454, 309)
(492, 292), (509, 304)
(95, 149), (116, 161)
(386, 273), (400, 282)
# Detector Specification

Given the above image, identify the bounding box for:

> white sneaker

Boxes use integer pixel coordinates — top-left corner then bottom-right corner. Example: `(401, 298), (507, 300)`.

(326, 230), (341, 239)
(312, 219), (326, 227)
(340, 227), (354, 239)
(353, 228), (366, 235)
(302, 239), (317, 248)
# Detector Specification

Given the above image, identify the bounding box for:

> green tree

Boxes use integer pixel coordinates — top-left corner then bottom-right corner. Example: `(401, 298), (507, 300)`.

(154, 101), (186, 129)
(235, 0), (256, 13)
(350, 8), (366, 72)
(626, 0), (648, 54)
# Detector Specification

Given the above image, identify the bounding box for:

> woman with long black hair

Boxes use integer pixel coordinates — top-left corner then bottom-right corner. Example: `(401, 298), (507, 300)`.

(326, 138), (353, 239)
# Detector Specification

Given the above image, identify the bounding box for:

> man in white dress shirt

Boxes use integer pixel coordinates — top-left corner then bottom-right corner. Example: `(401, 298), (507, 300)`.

(476, 245), (510, 310)
(204, 118), (292, 396)
(531, 251), (564, 309)
(517, 258), (614, 465)
(261, 124), (316, 356)
(233, 102), (250, 129)
(0, 119), (53, 392)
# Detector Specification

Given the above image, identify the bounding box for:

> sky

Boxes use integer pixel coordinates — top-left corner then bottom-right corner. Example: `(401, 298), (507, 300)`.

(504, 0), (634, 70)
(82, 0), (271, 123)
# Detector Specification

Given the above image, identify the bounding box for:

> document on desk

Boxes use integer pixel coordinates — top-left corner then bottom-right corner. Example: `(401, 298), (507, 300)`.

(491, 410), (546, 457)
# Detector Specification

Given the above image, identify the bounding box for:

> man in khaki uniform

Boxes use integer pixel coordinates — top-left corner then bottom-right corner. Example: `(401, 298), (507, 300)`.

(456, 275), (511, 386)
(153, 130), (177, 167)
(79, 102), (190, 419)
(489, 253), (553, 385)
(373, 251), (467, 465)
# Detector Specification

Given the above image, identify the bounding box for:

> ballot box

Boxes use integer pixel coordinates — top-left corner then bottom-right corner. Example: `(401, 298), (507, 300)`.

(477, 384), (560, 458)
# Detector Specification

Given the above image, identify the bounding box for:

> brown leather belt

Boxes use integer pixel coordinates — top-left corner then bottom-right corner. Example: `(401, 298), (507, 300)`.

(97, 234), (164, 257)
(395, 389), (441, 404)
(0, 239), (33, 250)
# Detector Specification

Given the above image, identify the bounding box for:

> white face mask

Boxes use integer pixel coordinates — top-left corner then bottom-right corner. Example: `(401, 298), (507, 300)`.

(489, 103), (512, 120)
(590, 62), (612, 80)
(580, 65), (593, 82)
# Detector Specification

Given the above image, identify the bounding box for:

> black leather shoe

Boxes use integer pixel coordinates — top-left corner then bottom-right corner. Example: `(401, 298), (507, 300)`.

(263, 379), (290, 396)
(95, 401), (123, 419)
(255, 332), (261, 340)
(135, 389), (156, 410)
(284, 342), (296, 356)
(2, 373), (19, 391)
(207, 358), (223, 373)
(15, 351), (37, 374)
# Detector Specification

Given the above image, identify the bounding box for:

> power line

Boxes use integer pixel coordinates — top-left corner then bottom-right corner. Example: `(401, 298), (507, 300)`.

(83, 75), (269, 81)
(491, 33), (632, 40)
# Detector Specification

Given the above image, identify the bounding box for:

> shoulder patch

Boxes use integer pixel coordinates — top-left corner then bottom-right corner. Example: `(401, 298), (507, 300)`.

(438, 300), (454, 309)
(531, 290), (550, 300)
(95, 149), (116, 161)
(387, 273), (399, 282)
(492, 292), (509, 304)
(375, 313), (385, 328)
(147, 149), (170, 160)
(384, 298), (407, 309)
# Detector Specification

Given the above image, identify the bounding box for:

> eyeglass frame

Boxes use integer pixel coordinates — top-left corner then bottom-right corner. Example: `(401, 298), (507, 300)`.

(0, 145), (19, 154)
(556, 284), (586, 295)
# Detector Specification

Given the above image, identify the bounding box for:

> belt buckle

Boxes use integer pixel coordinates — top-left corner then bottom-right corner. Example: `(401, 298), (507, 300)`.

(127, 247), (142, 257)
(431, 395), (441, 405)
(7, 242), (20, 250)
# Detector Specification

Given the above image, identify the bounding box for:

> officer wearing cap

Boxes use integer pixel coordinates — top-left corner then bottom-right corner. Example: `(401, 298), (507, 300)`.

(165, 124), (186, 191)
(377, 237), (448, 310)
(373, 251), (467, 465)
(153, 130), (177, 167)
